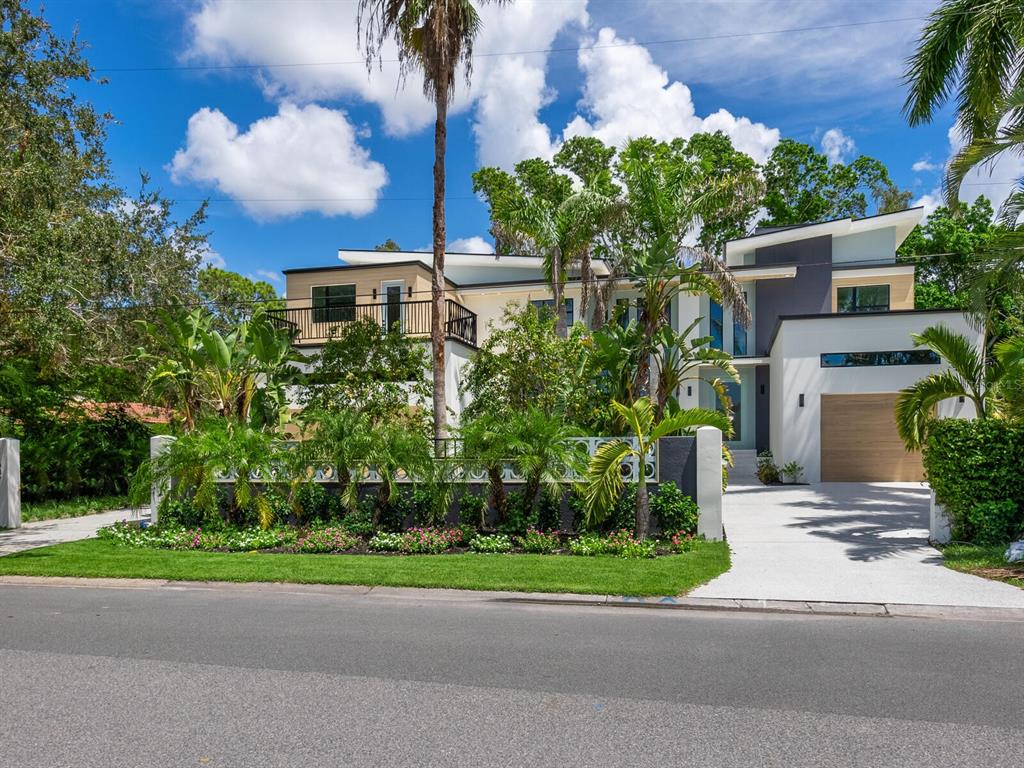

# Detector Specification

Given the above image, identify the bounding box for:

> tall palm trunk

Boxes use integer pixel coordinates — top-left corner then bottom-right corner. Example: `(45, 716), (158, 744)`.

(580, 249), (592, 328)
(487, 465), (508, 523)
(634, 479), (650, 540)
(431, 88), (448, 454)
(552, 249), (567, 337)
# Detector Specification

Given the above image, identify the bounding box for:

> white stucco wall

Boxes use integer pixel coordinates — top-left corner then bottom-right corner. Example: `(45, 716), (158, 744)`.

(769, 311), (979, 482)
(831, 227), (897, 264)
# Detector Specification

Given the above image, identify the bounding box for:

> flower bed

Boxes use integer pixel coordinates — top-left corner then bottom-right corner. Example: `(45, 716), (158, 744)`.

(98, 520), (693, 560)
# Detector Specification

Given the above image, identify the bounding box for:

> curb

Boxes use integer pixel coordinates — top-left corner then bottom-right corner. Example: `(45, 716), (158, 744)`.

(2, 575), (1023, 622)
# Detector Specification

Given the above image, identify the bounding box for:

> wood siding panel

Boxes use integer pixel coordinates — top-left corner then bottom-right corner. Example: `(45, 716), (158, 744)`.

(820, 393), (924, 482)
(830, 273), (915, 312)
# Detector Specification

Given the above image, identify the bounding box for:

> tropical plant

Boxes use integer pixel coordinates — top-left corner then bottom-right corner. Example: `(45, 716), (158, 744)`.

(903, 0), (1024, 205)
(505, 407), (586, 512)
(895, 325), (1024, 449)
(653, 320), (739, 420)
(458, 412), (513, 522)
(356, 421), (432, 527)
(358, 0), (508, 450)
(583, 399), (730, 539)
(304, 408), (375, 512)
(136, 419), (280, 529)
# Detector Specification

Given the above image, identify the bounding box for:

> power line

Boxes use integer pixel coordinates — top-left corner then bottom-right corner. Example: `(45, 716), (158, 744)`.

(94, 15), (933, 74)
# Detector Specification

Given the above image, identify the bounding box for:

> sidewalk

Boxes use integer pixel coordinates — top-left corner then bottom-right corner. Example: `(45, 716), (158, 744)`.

(0, 508), (147, 556)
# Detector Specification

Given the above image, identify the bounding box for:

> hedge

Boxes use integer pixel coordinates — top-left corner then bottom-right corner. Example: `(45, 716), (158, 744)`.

(923, 419), (1024, 542)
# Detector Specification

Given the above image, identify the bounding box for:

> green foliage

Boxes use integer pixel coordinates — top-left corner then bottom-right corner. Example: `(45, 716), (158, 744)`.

(197, 267), (283, 329)
(568, 530), (656, 558)
(923, 419), (1024, 543)
(293, 483), (341, 524)
(516, 528), (560, 553)
(756, 450), (781, 485)
(292, 527), (360, 554)
(368, 528), (465, 554)
(0, 3), (208, 372)
(98, 521), (295, 552)
(759, 139), (907, 227)
(302, 318), (430, 423)
(469, 534), (513, 554)
(460, 304), (592, 424)
(340, 504), (375, 537)
(649, 483), (699, 535)
(458, 492), (487, 531)
(965, 501), (1021, 546)
(499, 491), (539, 535)
(780, 461), (804, 484)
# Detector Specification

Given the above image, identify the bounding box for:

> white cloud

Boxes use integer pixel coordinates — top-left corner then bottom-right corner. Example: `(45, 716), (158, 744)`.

(563, 27), (779, 163)
(448, 236), (494, 254)
(169, 102), (388, 220)
(254, 269), (284, 285)
(912, 156), (941, 173)
(820, 128), (854, 164)
(599, 0), (933, 114)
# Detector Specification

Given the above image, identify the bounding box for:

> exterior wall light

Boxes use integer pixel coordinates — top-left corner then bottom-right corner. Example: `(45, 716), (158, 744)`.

(799, 393), (805, 407)
(687, 386), (692, 397)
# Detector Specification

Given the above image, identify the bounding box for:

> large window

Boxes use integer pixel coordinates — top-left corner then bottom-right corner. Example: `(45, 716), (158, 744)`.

(837, 284), (890, 313)
(531, 298), (574, 326)
(820, 350), (941, 368)
(710, 300), (724, 350)
(312, 284), (356, 323)
(732, 291), (748, 356)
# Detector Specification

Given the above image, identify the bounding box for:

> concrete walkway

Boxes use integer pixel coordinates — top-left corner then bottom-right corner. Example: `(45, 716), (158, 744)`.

(693, 482), (1024, 608)
(0, 508), (147, 556)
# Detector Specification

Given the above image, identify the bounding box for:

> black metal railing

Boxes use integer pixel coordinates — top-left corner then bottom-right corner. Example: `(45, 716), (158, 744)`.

(268, 299), (477, 347)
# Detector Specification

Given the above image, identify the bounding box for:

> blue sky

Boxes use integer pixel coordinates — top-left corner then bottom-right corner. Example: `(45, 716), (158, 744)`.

(41, 0), (1008, 293)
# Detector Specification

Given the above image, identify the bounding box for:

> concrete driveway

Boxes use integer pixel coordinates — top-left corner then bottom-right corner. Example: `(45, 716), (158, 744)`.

(693, 482), (1024, 608)
(0, 509), (146, 556)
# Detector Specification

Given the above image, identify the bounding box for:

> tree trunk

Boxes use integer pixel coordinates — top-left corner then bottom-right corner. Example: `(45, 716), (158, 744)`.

(634, 478), (650, 540)
(633, 313), (659, 400)
(431, 89), (449, 455)
(552, 249), (567, 337)
(580, 249), (592, 328)
(591, 274), (607, 331)
(487, 465), (507, 523)
(374, 480), (391, 528)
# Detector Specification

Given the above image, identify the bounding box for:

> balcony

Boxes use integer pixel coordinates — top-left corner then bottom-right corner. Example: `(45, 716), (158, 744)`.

(268, 298), (477, 347)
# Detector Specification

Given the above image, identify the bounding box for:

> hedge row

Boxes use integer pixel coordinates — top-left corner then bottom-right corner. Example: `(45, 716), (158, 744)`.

(923, 419), (1024, 542)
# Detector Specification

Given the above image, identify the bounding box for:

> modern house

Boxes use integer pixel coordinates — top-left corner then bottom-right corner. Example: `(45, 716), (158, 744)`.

(275, 206), (978, 483)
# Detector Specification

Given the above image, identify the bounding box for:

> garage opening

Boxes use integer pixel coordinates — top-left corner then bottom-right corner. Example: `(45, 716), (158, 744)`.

(820, 393), (924, 482)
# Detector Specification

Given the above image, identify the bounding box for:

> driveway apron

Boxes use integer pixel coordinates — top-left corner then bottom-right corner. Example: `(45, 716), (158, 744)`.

(692, 482), (1024, 608)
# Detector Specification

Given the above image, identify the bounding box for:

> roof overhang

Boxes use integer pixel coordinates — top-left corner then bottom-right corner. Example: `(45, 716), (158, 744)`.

(339, 249), (611, 276)
(725, 208), (924, 262)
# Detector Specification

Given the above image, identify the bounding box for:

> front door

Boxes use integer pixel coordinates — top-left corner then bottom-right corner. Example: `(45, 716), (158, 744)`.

(381, 280), (404, 332)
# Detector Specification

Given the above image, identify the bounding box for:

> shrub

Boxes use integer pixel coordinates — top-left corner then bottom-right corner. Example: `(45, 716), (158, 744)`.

(98, 522), (292, 551)
(499, 491), (539, 535)
(469, 533), (512, 553)
(756, 450), (780, 485)
(158, 497), (208, 528)
(568, 534), (607, 556)
(292, 527), (359, 553)
(781, 461), (804, 484)
(536, 492), (562, 532)
(340, 502), (376, 537)
(668, 531), (698, 553)
(368, 527), (463, 554)
(604, 529), (656, 559)
(924, 419), (1024, 543)
(649, 483), (699, 535)
(294, 483), (339, 524)
(516, 527), (560, 553)
(458, 492), (487, 531)
(965, 501), (1020, 546)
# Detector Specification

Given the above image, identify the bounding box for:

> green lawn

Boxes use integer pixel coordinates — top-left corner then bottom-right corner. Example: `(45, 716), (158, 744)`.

(944, 544), (1024, 589)
(20, 495), (132, 523)
(0, 538), (730, 596)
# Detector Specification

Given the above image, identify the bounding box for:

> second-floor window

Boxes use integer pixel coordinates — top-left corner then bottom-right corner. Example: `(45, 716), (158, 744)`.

(710, 300), (724, 350)
(733, 292), (748, 356)
(837, 285), (890, 313)
(312, 284), (356, 323)
(531, 298), (574, 326)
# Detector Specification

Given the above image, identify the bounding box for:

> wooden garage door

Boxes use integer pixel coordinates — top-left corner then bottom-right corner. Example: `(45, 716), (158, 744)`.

(820, 393), (924, 482)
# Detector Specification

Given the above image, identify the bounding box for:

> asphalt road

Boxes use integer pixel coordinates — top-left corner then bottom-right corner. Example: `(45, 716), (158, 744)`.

(1, 583), (1022, 767)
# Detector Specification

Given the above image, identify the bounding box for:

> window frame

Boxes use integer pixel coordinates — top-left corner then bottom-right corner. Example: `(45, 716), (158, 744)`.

(820, 350), (941, 368)
(836, 284), (891, 314)
(311, 284), (357, 323)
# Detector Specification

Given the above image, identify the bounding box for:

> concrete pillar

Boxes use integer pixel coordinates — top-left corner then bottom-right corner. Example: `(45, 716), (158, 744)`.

(149, 435), (176, 525)
(929, 488), (951, 545)
(0, 438), (21, 529)
(696, 426), (724, 541)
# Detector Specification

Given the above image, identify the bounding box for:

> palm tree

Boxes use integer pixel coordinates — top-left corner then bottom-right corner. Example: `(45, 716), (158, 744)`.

(493, 179), (622, 334)
(903, 0), (1024, 207)
(358, 0), (508, 451)
(305, 408), (375, 512)
(358, 421), (432, 527)
(583, 399), (730, 539)
(459, 412), (513, 522)
(895, 324), (1005, 450)
(137, 306), (211, 431)
(505, 407), (585, 511)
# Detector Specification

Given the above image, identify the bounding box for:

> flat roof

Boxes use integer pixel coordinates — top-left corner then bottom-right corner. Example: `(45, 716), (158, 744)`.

(767, 308), (967, 354)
